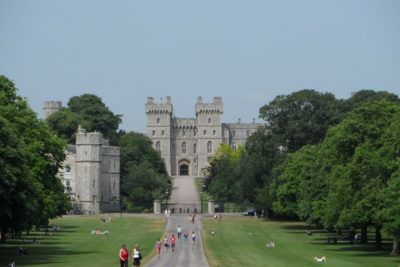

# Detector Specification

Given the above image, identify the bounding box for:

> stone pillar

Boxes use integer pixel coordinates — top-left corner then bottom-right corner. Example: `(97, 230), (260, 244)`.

(208, 201), (215, 214)
(154, 200), (161, 214)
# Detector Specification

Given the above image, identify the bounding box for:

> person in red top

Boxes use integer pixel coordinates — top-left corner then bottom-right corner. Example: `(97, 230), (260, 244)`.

(119, 244), (129, 267)
(170, 234), (177, 252)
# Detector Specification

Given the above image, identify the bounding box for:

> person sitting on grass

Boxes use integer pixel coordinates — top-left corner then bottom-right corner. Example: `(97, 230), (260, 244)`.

(18, 246), (28, 255)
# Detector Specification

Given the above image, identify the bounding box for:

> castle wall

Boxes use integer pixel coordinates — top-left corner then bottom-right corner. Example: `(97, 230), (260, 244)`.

(100, 146), (120, 212)
(146, 96), (261, 177)
(43, 101), (62, 119)
(146, 97), (173, 175)
(55, 126), (120, 214)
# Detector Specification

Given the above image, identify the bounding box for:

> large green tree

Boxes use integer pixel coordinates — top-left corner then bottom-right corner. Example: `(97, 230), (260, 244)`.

(47, 94), (122, 144)
(204, 144), (244, 203)
(0, 76), (70, 240)
(119, 132), (171, 212)
(259, 89), (342, 153)
(46, 107), (80, 144)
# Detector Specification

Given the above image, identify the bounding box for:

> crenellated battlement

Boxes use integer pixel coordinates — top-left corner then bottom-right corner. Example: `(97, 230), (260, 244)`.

(145, 96), (173, 115)
(75, 126), (102, 145)
(195, 96), (223, 115)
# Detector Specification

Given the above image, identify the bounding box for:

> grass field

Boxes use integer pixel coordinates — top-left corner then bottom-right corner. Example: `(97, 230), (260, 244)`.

(202, 216), (400, 267)
(0, 215), (165, 267)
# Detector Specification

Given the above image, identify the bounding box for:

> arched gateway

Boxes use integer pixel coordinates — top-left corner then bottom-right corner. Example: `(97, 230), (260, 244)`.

(178, 159), (190, 176)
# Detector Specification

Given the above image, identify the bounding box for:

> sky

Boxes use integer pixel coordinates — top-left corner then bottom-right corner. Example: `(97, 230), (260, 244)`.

(1, 0), (399, 133)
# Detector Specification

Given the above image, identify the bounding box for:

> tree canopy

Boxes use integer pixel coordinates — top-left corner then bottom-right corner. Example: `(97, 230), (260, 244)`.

(0, 75), (70, 240)
(47, 94), (122, 144)
(119, 131), (171, 212)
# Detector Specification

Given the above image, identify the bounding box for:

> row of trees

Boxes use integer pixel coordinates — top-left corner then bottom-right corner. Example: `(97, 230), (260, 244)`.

(0, 76), (71, 241)
(46, 94), (172, 212)
(204, 89), (400, 255)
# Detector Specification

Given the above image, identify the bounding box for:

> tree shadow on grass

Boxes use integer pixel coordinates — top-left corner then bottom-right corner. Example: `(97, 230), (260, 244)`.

(279, 224), (327, 234)
(0, 244), (95, 266)
(0, 225), (88, 266)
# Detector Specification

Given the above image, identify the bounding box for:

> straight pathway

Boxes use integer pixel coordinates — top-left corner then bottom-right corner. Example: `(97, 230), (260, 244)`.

(146, 176), (209, 267)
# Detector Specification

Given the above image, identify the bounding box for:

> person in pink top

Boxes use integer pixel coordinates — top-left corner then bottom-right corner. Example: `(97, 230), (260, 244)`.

(155, 239), (162, 258)
(183, 230), (189, 244)
(119, 244), (129, 267)
(170, 234), (177, 252)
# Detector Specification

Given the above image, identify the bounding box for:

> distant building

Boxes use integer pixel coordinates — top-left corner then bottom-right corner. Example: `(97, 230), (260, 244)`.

(145, 96), (263, 176)
(44, 102), (120, 214)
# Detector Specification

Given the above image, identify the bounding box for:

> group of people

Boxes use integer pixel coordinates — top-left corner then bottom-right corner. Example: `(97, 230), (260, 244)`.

(90, 228), (109, 235)
(188, 213), (196, 224)
(119, 244), (142, 267)
(154, 225), (197, 259)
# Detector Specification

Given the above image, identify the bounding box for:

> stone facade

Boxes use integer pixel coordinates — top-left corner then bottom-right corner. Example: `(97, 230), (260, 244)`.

(58, 127), (120, 214)
(43, 101), (62, 119)
(146, 96), (263, 176)
(44, 101), (120, 214)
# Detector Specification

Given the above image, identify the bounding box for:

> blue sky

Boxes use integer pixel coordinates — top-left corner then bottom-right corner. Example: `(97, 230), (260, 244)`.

(1, 0), (399, 132)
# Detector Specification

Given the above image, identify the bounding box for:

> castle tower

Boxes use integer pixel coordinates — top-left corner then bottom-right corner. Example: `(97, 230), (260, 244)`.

(75, 126), (102, 214)
(195, 97), (223, 175)
(146, 97), (173, 175)
(43, 101), (62, 119)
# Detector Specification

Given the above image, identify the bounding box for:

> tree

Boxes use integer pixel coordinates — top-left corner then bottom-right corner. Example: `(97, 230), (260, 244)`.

(46, 108), (80, 143)
(118, 132), (171, 211)
(316, 101), (400, 246)
(68, 94), (121, 144)
(259, 89), (342, 153)
(343, 90), (400, 113)
(204, 144), (243, 203)
(273, 145), (321, 220)
(0, 75), (70, 240)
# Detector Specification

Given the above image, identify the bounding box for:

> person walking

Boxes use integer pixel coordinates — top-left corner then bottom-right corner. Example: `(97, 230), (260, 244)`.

(191, 231), (196, 244)
(119, 244), (129, 267)
(132, 244), (142, 266)
(170, 234), (177, 252)
(163, 236), (169, 253)
(176, 225), (182, 239)
(183, 230), (189, 244)
(155, 239), (162, 259)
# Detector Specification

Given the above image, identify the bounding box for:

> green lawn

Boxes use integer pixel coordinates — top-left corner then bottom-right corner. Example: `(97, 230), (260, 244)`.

(202, 216), (399, 267)
(0, 215), (164, 267)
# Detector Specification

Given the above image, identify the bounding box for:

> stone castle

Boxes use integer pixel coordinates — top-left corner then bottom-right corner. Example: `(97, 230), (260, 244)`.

(146, 96), (263, 176)
(44, 101), (120, 214)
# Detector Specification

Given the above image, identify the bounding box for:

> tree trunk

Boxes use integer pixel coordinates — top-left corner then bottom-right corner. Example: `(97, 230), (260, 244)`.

(361, 225), (368, 244)
(391, 238), (399, 256)
(374, 225), (382, 249)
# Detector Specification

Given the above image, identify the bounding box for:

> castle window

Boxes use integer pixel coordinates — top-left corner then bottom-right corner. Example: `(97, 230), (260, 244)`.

(182, 130), (186, 137)
(113, 180), (116, 189)
(208, 118), (211, 124)
(156, 141), (161, 150)
(65, 164), (71, 173)
(203, 130), (207, 136)
(207, 141), (212, 154)
(152, 130), (156, 136)
(182, 142), (186, 154)
(213, 129), (216, 135)
(66, 180), (70, 187)
(247, 130), (250, 136)
(162, 130), (165, 136)
(92, 179), (95, 188)
(232, 130), (236, 137)
(193, 143), (197, 154)
(232, 142), (237, 151)
(194, 130), (197, 136)
(157, 118), (160, 124)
